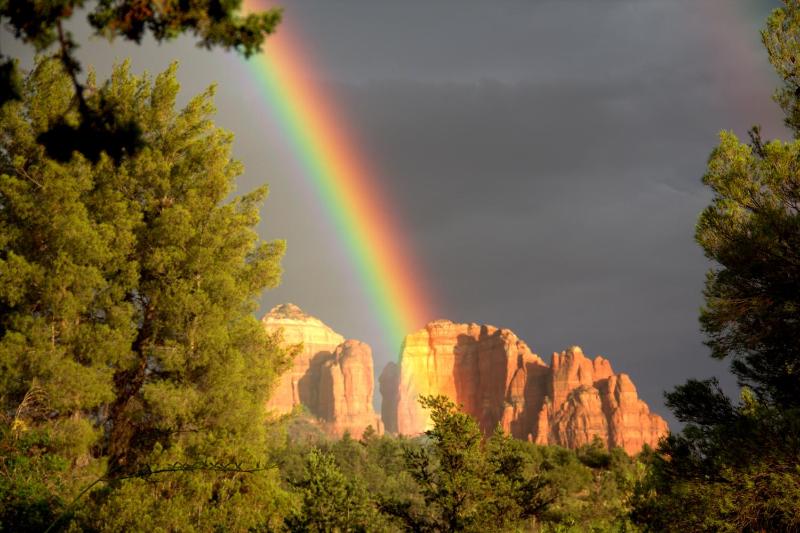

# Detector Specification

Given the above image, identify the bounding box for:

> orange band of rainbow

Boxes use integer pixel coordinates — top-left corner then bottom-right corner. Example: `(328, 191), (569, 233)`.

(242, 2), (433, 351)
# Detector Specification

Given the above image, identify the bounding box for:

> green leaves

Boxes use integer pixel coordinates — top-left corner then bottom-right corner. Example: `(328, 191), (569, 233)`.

(0, 58), (289, 530)
(271, 404), (642, 532)
(0, 0), (282, 162)
(287, 448), (376, 532)
(764, 1), (800, 135)
(381, 395), (552, 532)
(632, 5), (800, 530)
(696, 130), (800, 405)
(87, 0), (282, 57)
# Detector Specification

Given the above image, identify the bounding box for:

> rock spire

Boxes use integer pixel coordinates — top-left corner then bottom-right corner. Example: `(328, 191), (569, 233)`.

(382, 320), (667, 454)
(262, 304), (382, 437)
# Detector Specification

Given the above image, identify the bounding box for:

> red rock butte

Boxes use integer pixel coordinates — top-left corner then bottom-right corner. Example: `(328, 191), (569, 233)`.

(263, 308), (668, 454)
(261, 304), (382, 438)
(380, 320), (668, 454)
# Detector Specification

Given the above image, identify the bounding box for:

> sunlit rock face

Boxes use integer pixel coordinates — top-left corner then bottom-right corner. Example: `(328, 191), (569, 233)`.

(599, 372), (670, 453)
(391, 320), (549, 436)
(319, 340), (383, 437)
(384, 322), (668, 454)
(262, 304), (382, 438)
(544, 347), (668, 452)
(262, 303), (344, 416)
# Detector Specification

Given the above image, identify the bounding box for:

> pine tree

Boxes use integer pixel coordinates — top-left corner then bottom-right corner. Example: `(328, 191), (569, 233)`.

(0, 0), (282, 161)
(0, 57), (290, 530)
(286, 448), (376, 532)
(631, 2), (800, 530)
(381, 395), (551, 532)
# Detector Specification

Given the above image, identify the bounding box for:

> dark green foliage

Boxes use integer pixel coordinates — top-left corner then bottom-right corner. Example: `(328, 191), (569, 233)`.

(533, 443), (642, 532)
(764, 0), (800, 136)
(286, 448), (376, 532)
(0, 58), (22, 106)
(484, 427), (554, 529)
(0, 426), (68, 531)
(0, 58), (291, 531)
(631, 398), (800, 532)
(696, 128), (800, 407)
(388, 395), (496, 532)
(0, 0), (281, 161)
(36, 98), (143, 163)
(271, 423), (413, 532)
(575, 436), (613, 470)
(638, 131), (800, 528)
(664, 378), (734, 427)
(88, 0), (281, 55)
(631, 2), (800, 531)
(272, 400), (642, 532)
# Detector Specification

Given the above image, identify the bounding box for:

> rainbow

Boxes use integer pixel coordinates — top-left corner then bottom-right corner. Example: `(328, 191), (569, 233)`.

(240, 1), (433, 350)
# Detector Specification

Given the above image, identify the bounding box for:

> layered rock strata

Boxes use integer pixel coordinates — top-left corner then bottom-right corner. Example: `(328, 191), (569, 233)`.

(319, 340), (383, 437)
(262, 304), (382, 437)
(384, 320), (667, 454)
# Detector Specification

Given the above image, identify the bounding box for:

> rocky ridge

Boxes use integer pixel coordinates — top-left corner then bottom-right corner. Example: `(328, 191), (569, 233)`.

(263, 307), (667, 454)
(381, 320), (668, 454)
(262, 304), (382, 437)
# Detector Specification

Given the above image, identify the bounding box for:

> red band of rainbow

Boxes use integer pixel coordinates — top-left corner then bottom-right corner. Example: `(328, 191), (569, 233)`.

(241, 2), (434, 352)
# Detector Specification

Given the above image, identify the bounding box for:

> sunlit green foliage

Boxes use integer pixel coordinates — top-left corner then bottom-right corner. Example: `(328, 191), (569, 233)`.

(535, 438), (643, 532)
(366, 396), (554, 531)
(764, 0), (800, 135)
(695, 129), (800, 406)
(383, 394), (508, 532)
(0, 58), (290, 531)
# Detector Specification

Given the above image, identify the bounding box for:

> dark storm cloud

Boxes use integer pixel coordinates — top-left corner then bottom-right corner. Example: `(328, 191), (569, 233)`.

(329, 75), (729, 419)
(284, 0), (710, 85)
(296, 0), (786, 422)
(0, 0), (786, 425)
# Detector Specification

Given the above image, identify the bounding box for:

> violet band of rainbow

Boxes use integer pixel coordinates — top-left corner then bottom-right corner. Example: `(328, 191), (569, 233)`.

(241, 1), (434, 352)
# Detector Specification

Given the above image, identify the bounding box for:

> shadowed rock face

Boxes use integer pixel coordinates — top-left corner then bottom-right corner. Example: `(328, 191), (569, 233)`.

(383, 321), (668, 454)
(262, 304), (382, 438)
(379, 362), (400, 434)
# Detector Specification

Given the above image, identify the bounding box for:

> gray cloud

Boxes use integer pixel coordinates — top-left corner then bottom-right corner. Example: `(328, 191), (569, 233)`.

(1, 0), (786, 426)
(279, 0), (785, 423)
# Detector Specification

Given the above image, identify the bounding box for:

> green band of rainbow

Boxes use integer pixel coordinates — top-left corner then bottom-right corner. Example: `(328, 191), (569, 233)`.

(242, 2), (433, 351)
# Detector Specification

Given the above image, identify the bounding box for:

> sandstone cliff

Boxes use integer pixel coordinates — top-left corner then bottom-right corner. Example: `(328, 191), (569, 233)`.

(319, 340), (383, 437)
(262, 304), (382, 437)
(384, 320), (667, 454)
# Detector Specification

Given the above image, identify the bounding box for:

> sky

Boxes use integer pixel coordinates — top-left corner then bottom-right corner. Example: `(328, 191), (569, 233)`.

(1, 0), (788, 427)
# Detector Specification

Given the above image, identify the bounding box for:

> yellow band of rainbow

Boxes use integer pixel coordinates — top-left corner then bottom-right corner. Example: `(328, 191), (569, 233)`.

(242, 2), (433, 352)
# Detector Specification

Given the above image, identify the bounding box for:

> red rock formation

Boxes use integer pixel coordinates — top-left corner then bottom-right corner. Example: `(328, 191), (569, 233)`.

(549, 385), (609, 448)
(384, 322), (668, 454)
(262, 303), (344, 416)
(319, 340), (383, 437)
(262, 304), (382, 438)
(392, 320), (548, 436)
(545, 347), (668, 452)
(600, 372), (669, 452)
